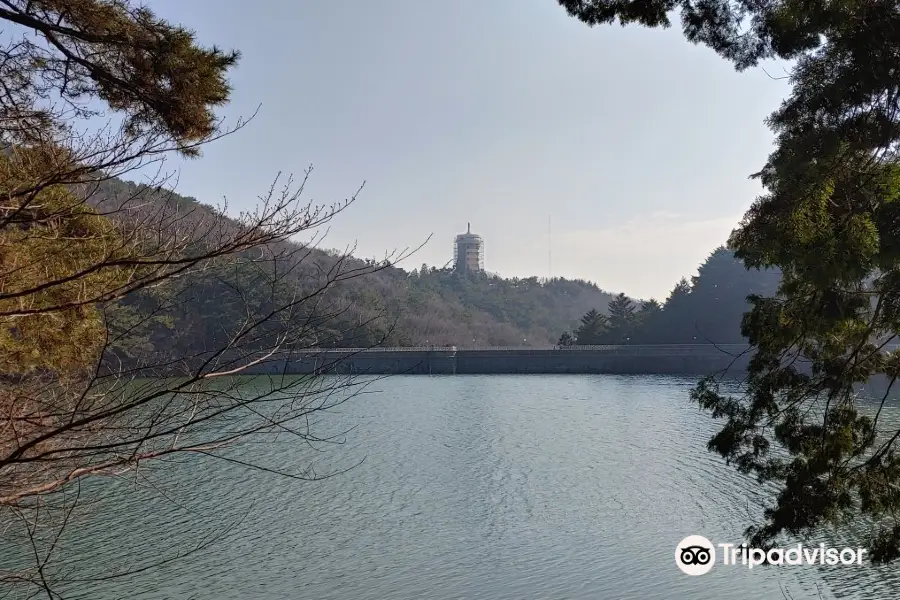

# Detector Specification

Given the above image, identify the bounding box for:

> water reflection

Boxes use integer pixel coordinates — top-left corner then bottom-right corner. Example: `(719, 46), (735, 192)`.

(2, 375), (900, 599)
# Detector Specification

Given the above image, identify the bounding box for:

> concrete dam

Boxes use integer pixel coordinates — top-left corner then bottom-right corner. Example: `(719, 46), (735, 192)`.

(244, 345), (753, 376)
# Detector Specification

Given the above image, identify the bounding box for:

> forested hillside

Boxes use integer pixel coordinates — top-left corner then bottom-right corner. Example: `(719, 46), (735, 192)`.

(561, 247), (782, 346)
(99, 179), (784, 358)
(96, 177), (618, 359)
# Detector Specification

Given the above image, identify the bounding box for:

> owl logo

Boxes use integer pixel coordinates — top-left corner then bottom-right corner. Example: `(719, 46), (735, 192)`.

(680, 545), (712, 565)
(676, 535), (716, 575)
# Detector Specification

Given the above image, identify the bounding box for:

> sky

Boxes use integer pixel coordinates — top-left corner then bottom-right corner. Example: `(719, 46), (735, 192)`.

(141, 0), (791, 300)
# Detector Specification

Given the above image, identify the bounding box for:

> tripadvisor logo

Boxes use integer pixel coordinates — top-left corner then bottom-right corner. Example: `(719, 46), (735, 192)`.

(675, 535), (867, 575)
(676, 535), (716, 576)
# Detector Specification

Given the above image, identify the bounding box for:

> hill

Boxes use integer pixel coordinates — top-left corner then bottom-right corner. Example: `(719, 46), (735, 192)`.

(95, 178), (784, 359)
(94, 177), (620, 359)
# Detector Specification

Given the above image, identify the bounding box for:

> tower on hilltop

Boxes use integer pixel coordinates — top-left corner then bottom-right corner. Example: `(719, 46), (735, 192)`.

(454, 223), (483, 274)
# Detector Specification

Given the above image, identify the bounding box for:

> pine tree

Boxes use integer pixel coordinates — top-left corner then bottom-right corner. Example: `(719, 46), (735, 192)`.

(575, 309), (608, 344)
(558, 0), (900, 561)
(605, 293), (637, 342)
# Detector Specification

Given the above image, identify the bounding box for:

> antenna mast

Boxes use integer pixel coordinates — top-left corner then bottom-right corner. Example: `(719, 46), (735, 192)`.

(548, 213), (552, 280)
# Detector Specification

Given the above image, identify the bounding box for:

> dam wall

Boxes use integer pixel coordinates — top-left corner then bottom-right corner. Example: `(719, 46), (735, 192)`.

(241, 345), (752, 376)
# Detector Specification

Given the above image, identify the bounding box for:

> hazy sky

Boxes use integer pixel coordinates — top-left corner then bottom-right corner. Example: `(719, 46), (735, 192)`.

(143, 0), (790, 300)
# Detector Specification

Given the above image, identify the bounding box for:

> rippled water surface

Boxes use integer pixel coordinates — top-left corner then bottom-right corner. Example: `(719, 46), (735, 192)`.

(7, 375), (900, 599)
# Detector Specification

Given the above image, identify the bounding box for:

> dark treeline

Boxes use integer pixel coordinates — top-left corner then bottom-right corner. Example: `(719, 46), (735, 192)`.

(559, 247), (781, 346)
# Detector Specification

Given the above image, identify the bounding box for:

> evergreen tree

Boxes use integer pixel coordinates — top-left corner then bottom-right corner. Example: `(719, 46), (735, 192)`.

(604, 293), (637, 342)
(558, 0), (900, 561)
(634, 299), (662, 341)
(640, 299), (662, 313)
(575, 309), (608, 344)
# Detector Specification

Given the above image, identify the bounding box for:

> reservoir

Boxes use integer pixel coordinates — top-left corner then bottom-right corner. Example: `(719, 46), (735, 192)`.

(8, 375), (900, 599)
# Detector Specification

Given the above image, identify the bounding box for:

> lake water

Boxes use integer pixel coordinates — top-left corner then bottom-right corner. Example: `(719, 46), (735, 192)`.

(4, 375), (900, 599)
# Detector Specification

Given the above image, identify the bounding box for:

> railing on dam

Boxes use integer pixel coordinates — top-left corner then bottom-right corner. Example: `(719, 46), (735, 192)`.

(207, 343), (900, 376)
(284, 344), (753, 354)
(227, 344), (761, 376)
